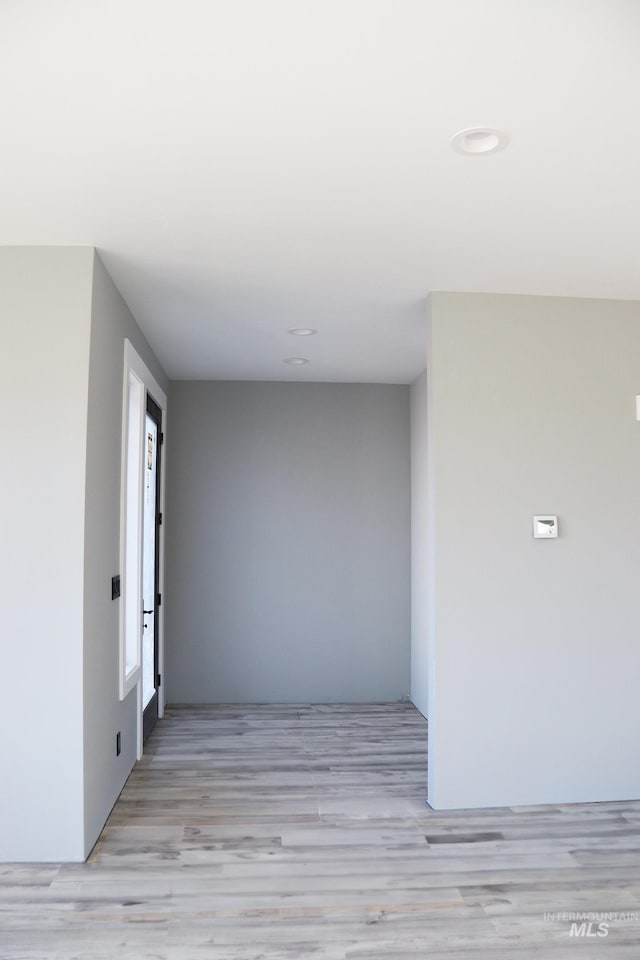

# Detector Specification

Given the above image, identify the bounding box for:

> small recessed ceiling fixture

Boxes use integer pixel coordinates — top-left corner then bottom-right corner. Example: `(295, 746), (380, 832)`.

(283, 357), (309, 365)
(450, 127), (509, 155)
(288, 327), (317, 336)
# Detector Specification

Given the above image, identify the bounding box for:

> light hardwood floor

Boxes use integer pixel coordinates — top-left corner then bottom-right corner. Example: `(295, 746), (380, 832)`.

(2, 703), (640, 958)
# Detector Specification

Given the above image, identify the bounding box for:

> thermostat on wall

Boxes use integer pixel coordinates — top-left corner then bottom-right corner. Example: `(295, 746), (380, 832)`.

(533, 516), (558, 539)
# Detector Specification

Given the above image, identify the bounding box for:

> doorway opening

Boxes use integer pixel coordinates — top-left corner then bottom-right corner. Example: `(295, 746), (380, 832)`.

(142, 392), (162, 741)
(119, 339), (167, 757)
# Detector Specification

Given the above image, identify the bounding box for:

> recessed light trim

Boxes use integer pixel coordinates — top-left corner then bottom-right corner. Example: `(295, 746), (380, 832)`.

(283, 357), (309, 365)
(288, 327), (317, 337)
(450, 127), (509, 155)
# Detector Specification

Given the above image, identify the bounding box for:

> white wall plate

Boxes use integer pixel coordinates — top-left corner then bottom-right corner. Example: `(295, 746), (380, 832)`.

(533, 515), (558, 538)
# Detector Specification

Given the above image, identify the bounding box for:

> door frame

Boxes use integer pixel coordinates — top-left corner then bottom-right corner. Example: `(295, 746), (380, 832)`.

(142, 391), (163, 743)
(120, 339), (167, 760)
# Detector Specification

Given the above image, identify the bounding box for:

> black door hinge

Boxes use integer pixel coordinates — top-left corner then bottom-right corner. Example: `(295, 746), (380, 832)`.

(159, 512), (163, 525)
(157, 673), (162, 688)
(157, 592), (162, 607)
(160, 432), (164, 445)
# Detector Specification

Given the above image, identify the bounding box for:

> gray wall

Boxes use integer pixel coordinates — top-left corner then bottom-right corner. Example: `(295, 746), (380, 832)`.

(0, 247), (93, 861)
(166, 381), (411, 703)
(426, 292), (640, 808)
(0, 247), (169, 861)
(83, 252), (168, 856)
(410, 367), (428, 718)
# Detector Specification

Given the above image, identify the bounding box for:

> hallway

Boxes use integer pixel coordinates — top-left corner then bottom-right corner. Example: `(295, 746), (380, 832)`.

(2, 703), (640, 958)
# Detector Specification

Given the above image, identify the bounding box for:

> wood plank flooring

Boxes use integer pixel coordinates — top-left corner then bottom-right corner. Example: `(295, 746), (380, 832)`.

(2, 702), (640, 958)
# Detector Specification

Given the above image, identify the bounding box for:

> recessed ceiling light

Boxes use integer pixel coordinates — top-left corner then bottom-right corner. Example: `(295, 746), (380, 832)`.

(283, 357), (309, 365)
(450, 127), (509, 155)
(288, 327), (317, 336)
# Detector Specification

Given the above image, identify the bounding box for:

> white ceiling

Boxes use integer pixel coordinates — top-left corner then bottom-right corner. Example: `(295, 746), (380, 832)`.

(1, 0), (639, 382)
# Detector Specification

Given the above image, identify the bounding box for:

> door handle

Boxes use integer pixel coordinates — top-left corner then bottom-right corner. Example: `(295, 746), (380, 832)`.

(143, 609), (154, 614)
